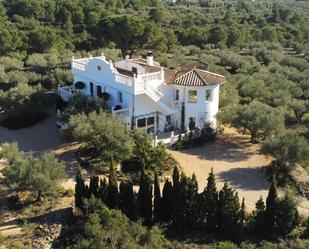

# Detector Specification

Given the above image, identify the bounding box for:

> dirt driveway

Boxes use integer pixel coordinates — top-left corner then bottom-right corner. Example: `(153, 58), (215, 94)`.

(169, 127), (309, 215)
(0, 111), (80, 239)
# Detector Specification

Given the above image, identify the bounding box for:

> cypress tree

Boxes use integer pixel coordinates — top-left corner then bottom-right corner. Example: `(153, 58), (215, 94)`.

(75, 168), (86, 210)
(217, 182), (241, 235)
(306, 216), (309, 237)
(239, 198), (246, 228)
(186, 173), (199, 227)
(106, 162), (118, 209)
(154, 173), (162, 223)
(172, 166), (180, 221)
(181, 102), (185, 132)
(253, 196), (266, 234)
(137, 168), (153, 225)
(276, 191), (299, 236)
(173, 174), (189, 227)
(119, 180), (136, 220)
(89, 175), (99, 197)
(161, 179), (173, 222)
(98, 178), (108, 204)
(265, 176), (278, 232)
(203, 168), (218, 231)
(172, 166), (180, 191)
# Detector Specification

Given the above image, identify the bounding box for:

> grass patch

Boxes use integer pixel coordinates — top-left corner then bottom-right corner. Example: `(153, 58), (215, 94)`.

(0, 112), (48, 130)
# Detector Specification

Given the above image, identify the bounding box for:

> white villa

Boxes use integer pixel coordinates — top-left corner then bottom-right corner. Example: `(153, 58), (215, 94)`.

(58, 52), (226, 134)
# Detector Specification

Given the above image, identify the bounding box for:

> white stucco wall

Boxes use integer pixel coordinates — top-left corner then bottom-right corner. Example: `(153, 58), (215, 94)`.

(70, 56), (222, 132)
(174, 84), (220, 129)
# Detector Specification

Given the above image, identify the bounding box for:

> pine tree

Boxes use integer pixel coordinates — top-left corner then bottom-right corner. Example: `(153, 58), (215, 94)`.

(202, 168), (218, 231)
(119, 180), (136, 220)
(75, 168), (86, 210)
(106, 162), (118, 209)
(154, 173), (162, 223)
(137, 168), (153, 225)
(217, 182), (241, 235)
(89, 175), (99, 197)
(161, 179), (173, 222)
(265, 177), (278, 232)
(276, 191), (299, 236)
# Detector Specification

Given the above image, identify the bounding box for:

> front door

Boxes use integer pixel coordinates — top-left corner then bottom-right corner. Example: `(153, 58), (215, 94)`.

(96, 85), (102, 97)
(90, 82), (94, 96)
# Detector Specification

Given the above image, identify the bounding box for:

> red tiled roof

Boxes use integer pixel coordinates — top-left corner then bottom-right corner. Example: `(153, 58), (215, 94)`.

(172, 68), (225, 86)
(115, 67), (135, 77)
(127, 57), (161, 73)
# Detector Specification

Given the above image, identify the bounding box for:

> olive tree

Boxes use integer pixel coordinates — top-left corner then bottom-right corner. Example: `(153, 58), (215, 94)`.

(0, 83), (54, 120)
(218, 101), (285, 143)
(261, 131), (309, 168)
(2, 145), (66, 201)
(59, 93), (107, 122)
(65, 111), (134, 163)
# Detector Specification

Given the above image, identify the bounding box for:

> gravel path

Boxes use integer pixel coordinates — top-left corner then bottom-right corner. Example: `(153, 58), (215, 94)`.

(169, 127), (309, 216)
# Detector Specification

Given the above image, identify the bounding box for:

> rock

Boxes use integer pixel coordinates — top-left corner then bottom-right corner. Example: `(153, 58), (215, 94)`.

(32, 224), (62, 249)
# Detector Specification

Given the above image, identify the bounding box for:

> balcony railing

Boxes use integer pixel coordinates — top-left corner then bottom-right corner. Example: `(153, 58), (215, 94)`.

(72, 61), (86, 71)
(140, 71), (162, 81)
(58, 85), (76, 102)
(115, 74), (134, 86)
(112, 107), (131, 128)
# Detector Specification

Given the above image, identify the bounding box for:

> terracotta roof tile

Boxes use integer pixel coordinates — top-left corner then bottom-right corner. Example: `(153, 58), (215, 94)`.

(173, 68), (225, 86)
(115, 67), (135, 77)
(164, 69), (177, 84)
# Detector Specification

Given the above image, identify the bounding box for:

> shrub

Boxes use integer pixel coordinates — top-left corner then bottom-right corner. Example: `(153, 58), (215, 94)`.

(74, 81), (85, 90)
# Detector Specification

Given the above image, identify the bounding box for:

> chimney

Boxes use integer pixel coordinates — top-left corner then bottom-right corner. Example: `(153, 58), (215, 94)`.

(147, 51), (153, 66)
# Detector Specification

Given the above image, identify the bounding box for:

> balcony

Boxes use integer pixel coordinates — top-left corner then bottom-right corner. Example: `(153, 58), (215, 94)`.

(58, 85), (76, 102)
(112, 107), (131, 128)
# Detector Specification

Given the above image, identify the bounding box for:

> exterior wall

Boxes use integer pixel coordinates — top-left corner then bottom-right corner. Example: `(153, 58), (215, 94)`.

(73, 57), (133, 115)
(69, 56), (222, 133)
(174, 84), (220, 129)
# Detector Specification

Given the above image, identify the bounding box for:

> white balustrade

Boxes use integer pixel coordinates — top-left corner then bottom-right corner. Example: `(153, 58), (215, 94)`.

(58, 86), (75, 102)
(115, 74), (134, 86)
(72, 61), (86, 71)
(141, 71), (162, 81)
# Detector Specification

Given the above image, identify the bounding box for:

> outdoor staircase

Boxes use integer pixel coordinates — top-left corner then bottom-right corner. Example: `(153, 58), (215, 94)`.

(137, 83), (176, 115)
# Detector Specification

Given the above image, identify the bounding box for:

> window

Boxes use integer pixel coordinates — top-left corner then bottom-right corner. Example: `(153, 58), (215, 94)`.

(132, 67), (137, 74)
(175, 89), (179, 100)
(189, 117), (196, 130)
(206, 89), (212, 101)
(97, 65), (101, 71)
(137, 118), (146, 127)
(188, 90), (197, 103)
(117, 92), (123, 103)
(147, 117), (155, 125)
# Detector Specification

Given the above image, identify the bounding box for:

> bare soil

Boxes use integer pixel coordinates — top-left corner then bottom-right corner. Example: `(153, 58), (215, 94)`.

(169, 127), (309, 216)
